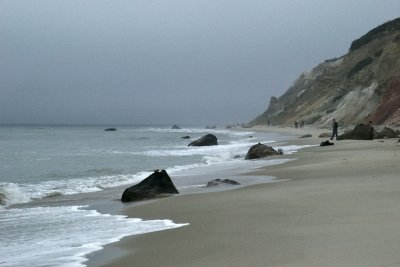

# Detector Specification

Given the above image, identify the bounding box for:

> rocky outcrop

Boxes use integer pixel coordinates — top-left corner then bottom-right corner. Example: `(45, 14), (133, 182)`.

(251, 18), (400, 128)
(121, 170), (179, 202)
(188, 134), (218, 146)
(339, 124), (374, 140)
(206, 179), (240, 187)
(375, 127), (396, 139)
(172, 124), (181, 129)
(245, 143), (279, 160)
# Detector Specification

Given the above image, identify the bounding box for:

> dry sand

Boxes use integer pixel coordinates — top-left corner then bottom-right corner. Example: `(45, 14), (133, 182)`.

(89, 127), (400, 267)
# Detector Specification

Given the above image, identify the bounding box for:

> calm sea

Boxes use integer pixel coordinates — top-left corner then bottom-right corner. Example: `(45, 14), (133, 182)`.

(0, 125), (301, 266)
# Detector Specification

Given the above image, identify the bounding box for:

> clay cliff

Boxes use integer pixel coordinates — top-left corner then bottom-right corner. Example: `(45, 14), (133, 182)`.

(252, 17), (400, 127)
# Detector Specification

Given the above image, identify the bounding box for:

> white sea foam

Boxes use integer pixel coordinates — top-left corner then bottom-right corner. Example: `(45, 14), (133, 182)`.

(0, 172), (150, 208)
(0, 205), (188, 267)
(275, 144), (316, 155)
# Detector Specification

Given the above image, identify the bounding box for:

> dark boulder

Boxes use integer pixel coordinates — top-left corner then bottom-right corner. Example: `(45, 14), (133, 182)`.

(339, 124), (374, 140)
(320, 140), (334, 146)
(299, 134), (312, 138)
(188, 134), (218, 146)
(121, 170), (179, 202)
(375, 127), (396, 139)
(206, 179), (240, 187)
(395, 130), (400, 137)
(104, 128), (117, 131)
(181, 136), (191, 139)
(172, 124), (181, 129)
(245, 143), (279, 160)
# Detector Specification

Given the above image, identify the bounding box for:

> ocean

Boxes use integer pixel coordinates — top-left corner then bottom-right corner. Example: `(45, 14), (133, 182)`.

(0, 125), (303, 267)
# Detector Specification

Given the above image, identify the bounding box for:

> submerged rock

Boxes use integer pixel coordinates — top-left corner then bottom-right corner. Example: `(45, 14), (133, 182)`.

(121, 170), (179, 202)
(206, 179), (240, 187)
(181, 136), (191, 139)
(188, 134), (218, 146)
(104, 128), (117, 131)
(245, 143), (279, 160)
(171, 124), (181, 129)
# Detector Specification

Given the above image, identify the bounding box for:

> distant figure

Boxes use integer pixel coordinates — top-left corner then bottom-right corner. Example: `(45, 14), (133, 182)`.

(294, 121), (298, 129)
(300, 120), (305, 128)
(330, 119), (339, 140)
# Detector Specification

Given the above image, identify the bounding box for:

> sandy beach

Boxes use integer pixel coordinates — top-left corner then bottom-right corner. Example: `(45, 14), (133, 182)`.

(88, 127), (400, 267)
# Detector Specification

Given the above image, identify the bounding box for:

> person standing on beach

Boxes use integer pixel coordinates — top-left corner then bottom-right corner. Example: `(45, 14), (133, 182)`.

(331, 119), (339, 140)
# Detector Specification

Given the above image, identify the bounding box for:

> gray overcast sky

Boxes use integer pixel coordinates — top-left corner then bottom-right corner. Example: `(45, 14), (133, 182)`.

(1, 0), (399, 125)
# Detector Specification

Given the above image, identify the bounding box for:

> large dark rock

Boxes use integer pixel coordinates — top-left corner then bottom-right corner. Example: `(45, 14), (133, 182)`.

(339, 124), (374, 140)
(245, 143), (279, 160)
(121, 170), (179, 202)
(375, 127), (396, 139)
(206, 179), (240, 187)
(188, 134), (218, 146)
(171, 124), (181, 129)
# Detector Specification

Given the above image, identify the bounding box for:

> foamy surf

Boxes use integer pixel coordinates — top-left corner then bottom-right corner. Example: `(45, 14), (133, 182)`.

(0, 144), (312, 208)
(0, 205), (188, 267)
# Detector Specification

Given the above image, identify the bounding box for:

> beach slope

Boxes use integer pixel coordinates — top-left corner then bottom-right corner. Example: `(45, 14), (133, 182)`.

(90, 129), (400, 267)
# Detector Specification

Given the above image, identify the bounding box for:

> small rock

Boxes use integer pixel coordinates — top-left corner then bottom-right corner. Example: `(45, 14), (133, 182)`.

(320, 140), (334, 146)
(206, 179), (240, 187)
(318, 132), (331, 138)
(104, 128), (117, 131)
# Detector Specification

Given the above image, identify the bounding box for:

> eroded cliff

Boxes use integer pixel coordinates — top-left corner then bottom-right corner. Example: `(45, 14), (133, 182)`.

(252, 18), (400, 127)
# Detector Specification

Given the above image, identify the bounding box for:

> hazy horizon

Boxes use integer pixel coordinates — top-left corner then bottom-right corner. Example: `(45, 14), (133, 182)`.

(1, 1), (399, 126)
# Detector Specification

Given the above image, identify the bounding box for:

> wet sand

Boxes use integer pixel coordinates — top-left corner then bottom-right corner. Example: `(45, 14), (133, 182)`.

(88, 127), (400, 267)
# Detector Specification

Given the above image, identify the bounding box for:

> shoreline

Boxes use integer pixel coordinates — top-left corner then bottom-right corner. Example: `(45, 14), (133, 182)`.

(88, 126), (400, 267)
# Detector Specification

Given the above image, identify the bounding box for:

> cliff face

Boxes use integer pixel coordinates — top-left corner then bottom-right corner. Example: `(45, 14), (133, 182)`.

(252, 18), (400, 127)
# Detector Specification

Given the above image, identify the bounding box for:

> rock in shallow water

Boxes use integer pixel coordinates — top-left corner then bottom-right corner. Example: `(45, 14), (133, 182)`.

(245, 143), (279, 160)
(206, 179), (240, 187)
(121, 170), (179, 202)
(188, 134), (218, 146)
